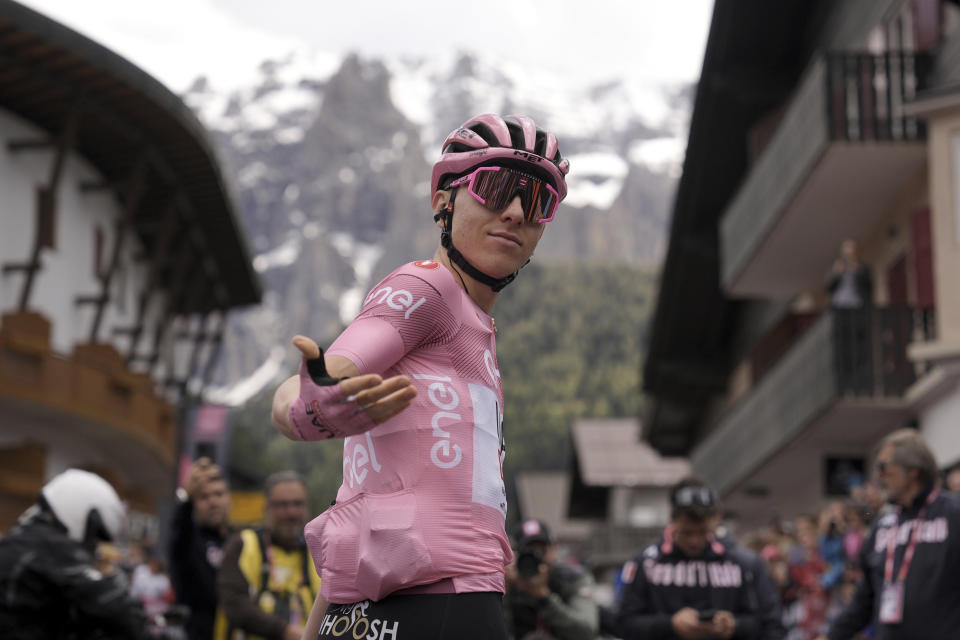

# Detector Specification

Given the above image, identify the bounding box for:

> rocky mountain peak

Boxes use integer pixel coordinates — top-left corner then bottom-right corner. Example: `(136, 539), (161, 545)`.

(187, 49), (688, 403)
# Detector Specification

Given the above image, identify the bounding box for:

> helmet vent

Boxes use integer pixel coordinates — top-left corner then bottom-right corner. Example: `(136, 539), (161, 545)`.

(467, 122), (499, 147)
(506, 122), (526, 151)
(534, 131), (548, 157)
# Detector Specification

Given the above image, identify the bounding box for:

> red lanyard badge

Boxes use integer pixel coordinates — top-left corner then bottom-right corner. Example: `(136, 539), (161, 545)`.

(879, 488), (939, 624)
(883, 488), (939, 584)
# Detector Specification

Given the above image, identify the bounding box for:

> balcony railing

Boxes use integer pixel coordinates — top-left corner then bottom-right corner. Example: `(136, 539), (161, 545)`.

(692, 305), (935, 495)
(721, 51), (931, 296)
(833, 305), (935, 397)
(826, 52), (927, 142)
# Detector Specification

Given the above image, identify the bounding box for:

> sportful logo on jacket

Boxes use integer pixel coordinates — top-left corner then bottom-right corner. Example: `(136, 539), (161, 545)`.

(828, 489), (960, 640)
(617, 526), (767, 640)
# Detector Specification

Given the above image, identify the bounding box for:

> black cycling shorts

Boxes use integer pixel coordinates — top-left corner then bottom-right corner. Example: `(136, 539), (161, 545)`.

(315, 592), (507, 640)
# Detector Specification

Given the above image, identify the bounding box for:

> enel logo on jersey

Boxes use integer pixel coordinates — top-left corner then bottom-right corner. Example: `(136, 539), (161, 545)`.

(364, 285), (427, 319)
(412, 373), (464, 469)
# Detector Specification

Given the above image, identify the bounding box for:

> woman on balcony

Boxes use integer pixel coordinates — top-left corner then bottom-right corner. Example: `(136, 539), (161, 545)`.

(826, 239), (874, 396)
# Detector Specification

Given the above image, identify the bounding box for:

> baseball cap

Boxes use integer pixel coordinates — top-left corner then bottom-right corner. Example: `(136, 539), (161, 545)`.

(514, 518), (553, 546)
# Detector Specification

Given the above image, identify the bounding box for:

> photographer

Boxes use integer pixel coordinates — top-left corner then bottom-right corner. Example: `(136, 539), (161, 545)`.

(503, 519), (600, 640)
(617, 478), (768, 639)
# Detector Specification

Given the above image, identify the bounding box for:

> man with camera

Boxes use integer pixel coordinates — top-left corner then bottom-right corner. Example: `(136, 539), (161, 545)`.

(503, 518), (600, 640)
(616, 478), (771, 639)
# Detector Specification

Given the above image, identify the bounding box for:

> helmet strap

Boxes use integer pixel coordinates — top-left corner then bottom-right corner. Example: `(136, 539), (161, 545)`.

(436, 188), (524, 293)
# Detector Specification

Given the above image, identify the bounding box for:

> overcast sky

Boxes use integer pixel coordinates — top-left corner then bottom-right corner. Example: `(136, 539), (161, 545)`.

(17, 0), (714, 92)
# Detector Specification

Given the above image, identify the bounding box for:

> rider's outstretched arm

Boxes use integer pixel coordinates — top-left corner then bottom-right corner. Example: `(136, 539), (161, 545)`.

(271, 351), (358, 440)
(272, 336), (415, 441)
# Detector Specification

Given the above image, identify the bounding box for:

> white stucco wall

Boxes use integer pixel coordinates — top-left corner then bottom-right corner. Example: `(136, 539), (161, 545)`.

(920, 382), (960, 468)
(927, 111), (960, 342)
(0, 107), (168, 363)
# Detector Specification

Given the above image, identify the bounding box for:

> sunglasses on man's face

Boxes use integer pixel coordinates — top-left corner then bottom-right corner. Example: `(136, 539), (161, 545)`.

(448, 165), (560, 223)
(672, 486), (716, 508)
(268, 499), (307, 510)
(875, 460), (895, 474)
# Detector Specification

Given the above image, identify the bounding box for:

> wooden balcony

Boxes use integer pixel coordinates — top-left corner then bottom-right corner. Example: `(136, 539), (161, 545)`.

(692, 306), (935, 507)
(0, 311), (176, 470)
(721, 51), (930, 298)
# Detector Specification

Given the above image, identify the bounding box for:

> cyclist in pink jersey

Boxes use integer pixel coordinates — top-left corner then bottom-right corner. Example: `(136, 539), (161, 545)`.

(271, 113), (570, 640)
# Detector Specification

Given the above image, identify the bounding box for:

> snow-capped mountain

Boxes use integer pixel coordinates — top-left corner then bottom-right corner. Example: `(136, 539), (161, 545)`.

(184, 50), (691, 404)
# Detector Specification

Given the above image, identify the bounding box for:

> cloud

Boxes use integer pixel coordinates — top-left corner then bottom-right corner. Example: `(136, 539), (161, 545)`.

(18, 0), (307, 91)
(211, 0), (713, 85)
(19, 0), (713, 92)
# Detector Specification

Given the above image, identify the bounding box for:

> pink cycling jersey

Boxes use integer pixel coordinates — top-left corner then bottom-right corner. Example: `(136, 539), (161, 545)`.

(304, 259), (513, 603)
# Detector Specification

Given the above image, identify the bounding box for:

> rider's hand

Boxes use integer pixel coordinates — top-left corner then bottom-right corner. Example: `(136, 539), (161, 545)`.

(292, 335), (417, 425)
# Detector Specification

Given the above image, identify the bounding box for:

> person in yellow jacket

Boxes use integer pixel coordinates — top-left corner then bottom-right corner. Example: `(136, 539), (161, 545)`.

(216, 471), (320, 640)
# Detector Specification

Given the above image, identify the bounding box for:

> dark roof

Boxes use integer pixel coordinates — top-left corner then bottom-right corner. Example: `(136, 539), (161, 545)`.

(514, 472), (593, 543)
(567, 419), (691, 520)
(0, 0), (260, 312)
(642, 0), (828, 455)
(571, 419), (690, 487)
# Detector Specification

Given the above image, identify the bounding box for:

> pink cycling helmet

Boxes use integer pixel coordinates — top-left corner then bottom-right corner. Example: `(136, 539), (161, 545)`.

(431, 114), (570, 202)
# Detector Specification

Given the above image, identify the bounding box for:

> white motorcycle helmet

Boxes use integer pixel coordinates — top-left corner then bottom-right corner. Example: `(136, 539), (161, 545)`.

(41, 469), (126, 546)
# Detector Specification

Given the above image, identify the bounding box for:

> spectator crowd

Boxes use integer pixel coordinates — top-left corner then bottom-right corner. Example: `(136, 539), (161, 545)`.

(736, 484), (882, 639)
(4, 438), (959, 640)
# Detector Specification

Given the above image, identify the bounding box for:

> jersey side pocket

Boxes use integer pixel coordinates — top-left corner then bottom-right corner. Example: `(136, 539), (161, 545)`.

(305, 493), (363, 603)
(305, 489), (434, 603)
(356, 489), (433, 601)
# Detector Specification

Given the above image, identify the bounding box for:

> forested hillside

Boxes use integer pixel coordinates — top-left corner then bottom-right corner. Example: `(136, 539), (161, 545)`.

(495, 263), (657, 481)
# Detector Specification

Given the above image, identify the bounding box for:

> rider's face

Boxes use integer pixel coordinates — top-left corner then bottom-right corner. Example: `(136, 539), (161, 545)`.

(435, 188), (546, 280)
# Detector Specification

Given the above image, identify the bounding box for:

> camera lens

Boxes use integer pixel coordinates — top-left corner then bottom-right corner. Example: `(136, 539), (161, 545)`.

(517, 548), (543, 578)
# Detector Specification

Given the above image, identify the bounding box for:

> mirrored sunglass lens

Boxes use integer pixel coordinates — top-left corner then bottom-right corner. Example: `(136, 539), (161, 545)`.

(472, 168), (555, 222)
(524, 199), (541, 222)
(541, 191), (557, 218)
(532, 186), (558, 223)
(472, 169), (507, 209)
(520, 181), (542, 222)
(490, 171), (523, 210)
